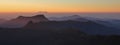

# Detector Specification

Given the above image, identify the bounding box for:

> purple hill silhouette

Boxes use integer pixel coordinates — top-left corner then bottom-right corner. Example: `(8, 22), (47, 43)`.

(0, 14), (49, 28)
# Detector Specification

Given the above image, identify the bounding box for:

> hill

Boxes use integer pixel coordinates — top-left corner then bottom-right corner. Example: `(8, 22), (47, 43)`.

(0, 14), (49, 28)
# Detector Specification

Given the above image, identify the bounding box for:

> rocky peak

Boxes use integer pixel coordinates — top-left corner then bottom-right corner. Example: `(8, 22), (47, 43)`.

(33, 14), (45, 18)
(32, 14), (49, 20)
(17, 16), (25, 19)
(16, 14), (49, 22)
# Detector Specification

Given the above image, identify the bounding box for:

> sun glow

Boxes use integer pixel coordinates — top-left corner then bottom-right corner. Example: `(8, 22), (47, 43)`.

(0, 0), (119, 13)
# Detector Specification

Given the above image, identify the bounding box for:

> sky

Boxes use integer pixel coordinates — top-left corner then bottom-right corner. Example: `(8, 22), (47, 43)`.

(0, 0), (120, 13)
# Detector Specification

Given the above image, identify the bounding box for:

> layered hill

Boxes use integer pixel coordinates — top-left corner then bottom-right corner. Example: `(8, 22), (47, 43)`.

(49, 15), (89, 22)
(0, 14), (49, 28)
(23, 20), (120, 35)
(0, 15), (119, 45)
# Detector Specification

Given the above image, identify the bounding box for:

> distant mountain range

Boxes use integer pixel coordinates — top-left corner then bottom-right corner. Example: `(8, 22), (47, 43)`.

(0, 14), (120, 45)
(85, 17), (120, 29)
(1, 21), (120, 45)
(24, 21), (120, 35)
(49, 15), (89, 22)
(0, 14), (49, 28)
(49, 15), (120, 30)
(0, 14), (119, 35)
(102, 19), (120, 29)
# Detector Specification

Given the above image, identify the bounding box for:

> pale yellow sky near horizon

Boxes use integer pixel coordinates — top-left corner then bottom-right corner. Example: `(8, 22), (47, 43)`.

(0, 0), (120, 12)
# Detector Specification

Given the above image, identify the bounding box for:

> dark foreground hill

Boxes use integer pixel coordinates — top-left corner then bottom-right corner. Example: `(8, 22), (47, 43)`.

(0, 21), (120, 45)
(0, 27), (120, 45)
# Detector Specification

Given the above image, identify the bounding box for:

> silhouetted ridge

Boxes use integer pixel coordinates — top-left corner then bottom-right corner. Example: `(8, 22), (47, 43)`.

(16, 14), (49, 22)
(31, 14), (49, 22)
(49, 15), (89, 22)
(0, 14), (49, 28)
(33, 14), (45, 17)
(17, 16), (24, 19)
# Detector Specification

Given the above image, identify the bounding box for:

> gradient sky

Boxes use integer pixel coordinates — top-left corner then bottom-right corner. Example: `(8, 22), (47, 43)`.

(0, 0), (120, 12)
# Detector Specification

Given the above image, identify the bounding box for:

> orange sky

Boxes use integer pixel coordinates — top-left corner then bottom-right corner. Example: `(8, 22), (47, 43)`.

(0, 0), (120, 13)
